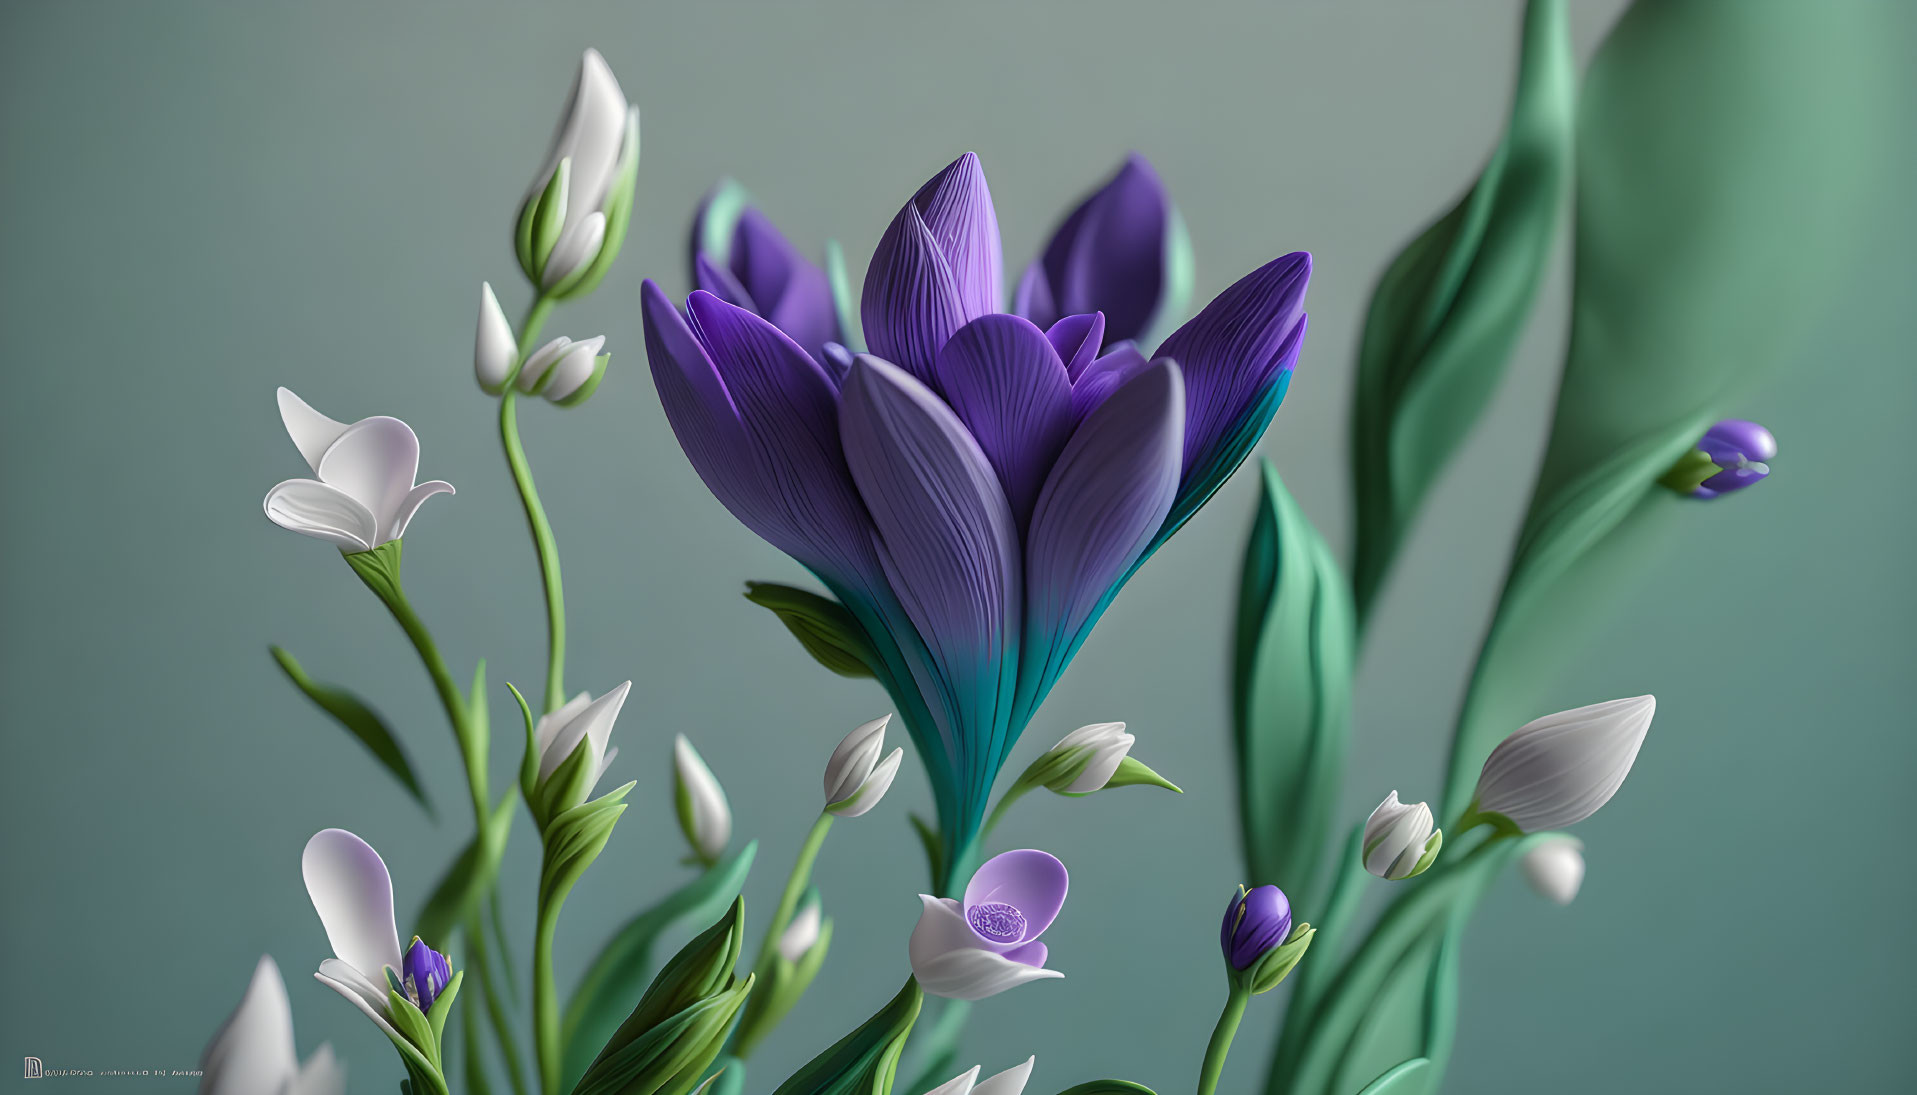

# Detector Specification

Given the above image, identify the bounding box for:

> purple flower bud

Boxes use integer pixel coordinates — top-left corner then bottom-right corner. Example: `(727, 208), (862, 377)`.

(1220, 884), (1292, 971)
(402, 936), (452, 1013)
(1691, 419), (1775, 499)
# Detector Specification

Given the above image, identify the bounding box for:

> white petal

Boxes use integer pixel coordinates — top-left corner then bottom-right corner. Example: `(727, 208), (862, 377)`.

(526, 49), (629, 219)
(830, 746), (902, 817)
(291, 1044), (345, 1095)
(277, 388), (350, 473)
(475, 282), (517, 393)
(1363, 793), (1433, 878)
(594, 744), (621, 787)
(921, 1065), (981, 1095)
(912, 946), (1064, 1001)
(200, 956), (299, 1095)
(674, 734), (732, 859)
(1052, 721), (1125, 751)
(385, 480), (454, 544)
(264, 479), (377, 552)
(777, 901), (823, 963)
(1521, 837), (1586, 906)
(974, 1057), (1036, 1095)
(314, 966), (404, 1045)
(824, 714), (890, 805)
(1475, 696), (1656, 832)
(315, 418), (423, 543)
(535, 692), (594, 755)
(543, 210), (607, 288)
(541, 340), (605, 402)
(538, 681), (630, 783)
(1061, 736), (1132, 794)
(516, 336), (574, 394)
(301, 829), (402, 980)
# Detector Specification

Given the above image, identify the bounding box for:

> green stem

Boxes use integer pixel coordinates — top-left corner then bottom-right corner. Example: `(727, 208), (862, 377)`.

(980, 780), (1032, 839)
(500, 295), (567, 714)
(733, 812), (835, 1060)
(465, 911), (530, 1095)
(533, 887), (563, 1095)
(1196, 983), (1251, 1095)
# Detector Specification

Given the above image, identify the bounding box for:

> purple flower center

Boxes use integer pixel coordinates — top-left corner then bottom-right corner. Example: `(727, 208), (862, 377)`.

(966, 901), (1027, 942)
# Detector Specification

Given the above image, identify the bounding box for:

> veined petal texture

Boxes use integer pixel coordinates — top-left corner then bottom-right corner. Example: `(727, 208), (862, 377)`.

(932, 314), (1075, 529)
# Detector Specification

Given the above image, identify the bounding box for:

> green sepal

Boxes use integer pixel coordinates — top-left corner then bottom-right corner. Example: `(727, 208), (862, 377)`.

(1354, 1059), (1431, 1095)
(540, 783), (635, 910)
(269, 645), (431, 813)
(563, 848), (759, 1091)
(510, 681), (540, 806)
(1404, 830), (1444, 879)
(770, 977), (922, 1095)
(907, 814), (943, 895)
(1655, 447), (1719, 494)
(386, 988), (443, 1069)
(743, 582), (880, 678)
(414, 793), (515, 944)
(531, 732), (602, 832)
(425, 969), (464, 1046)
(825, 238), (865, 353)
(1054, 1084), (1159, 1095)
(528, 158), (571, 285)
(1060, 755), (1182, 796)
(1247, 921), (1316, 995)
(556, 110), (641, 301)
(552, 355), (611, 407)
(344, 539), (406, 605)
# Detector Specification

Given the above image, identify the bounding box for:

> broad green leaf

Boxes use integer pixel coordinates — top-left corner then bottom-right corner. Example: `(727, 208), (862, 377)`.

(563, 848), (759, 1090)
(1354, 1059), (1431, 1095)
(1055, 1084), (1158, 1095)
(415, 794), (515, 945)
(1232, 460), (1353, 914)
(572, 980), (752, 1095)
(772, 978), (922, 1095)
(1349, 0), (1574, 622)
(744, 582), (880, 678)
(1439, 0), (1893, 815)
(270, 645), (431, 813)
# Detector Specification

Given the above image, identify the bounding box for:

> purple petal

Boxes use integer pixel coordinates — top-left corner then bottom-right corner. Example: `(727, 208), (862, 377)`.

(839, 355), (1021, 775)
(1013, 262), (1058, 331)
(862, 201), (969, 383)
(1153, 252), (1310, 489)
(820, 341), (855, 387)
(1045, 313), (1106, 381)
(1222, 885), (1292, 970)
(642, 279), (756, 514)
(734, 208), (840, 361)
(931, 314), (1075, 528)
(1023, 361), (1184, 690)
(1069, 343), (1153, 422)
(911, 152), (1002, 321)
(1700, 418), (1777, 463)
(1039, 154), (1171, 345)
(964, 849), (1069, 945)
(694, 253), (758, 312)
(1004, 940), (1049, 969)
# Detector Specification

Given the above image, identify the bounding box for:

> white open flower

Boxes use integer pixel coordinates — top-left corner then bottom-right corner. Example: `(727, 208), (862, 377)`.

(474, 282), (517, 394)
(521, 49), (638, 287)
(824, 714), (905, 817)
(301, 829), (408, 1043)
(264, 389), (453, 553)
(777, 898), (823, 963)
(922, 1058), (1036, 1095)
(1043, 722), (1133, 793)
(1520, 836), (1586, 905)
(534, 682), (632, 804)
(673, 734), (732, 862)
(200, 955), (344, 1095)
(514, 334), (608, 403)
(1363, 792), (1442, 881)
(1474, 695), (1656, 832)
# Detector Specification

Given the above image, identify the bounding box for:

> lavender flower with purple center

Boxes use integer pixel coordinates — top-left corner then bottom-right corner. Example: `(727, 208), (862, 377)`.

(401, 936), (452, 1013)
(644, 151), (1310, 877)
(911, 849), (1070, 999)
(1692, 418), (1776, 499)
(1220, 885), (1292, 971)
(689, 179), (842, 364)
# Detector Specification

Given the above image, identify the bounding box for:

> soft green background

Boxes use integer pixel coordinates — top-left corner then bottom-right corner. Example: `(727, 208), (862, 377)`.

(2, 1), (1911, 1092)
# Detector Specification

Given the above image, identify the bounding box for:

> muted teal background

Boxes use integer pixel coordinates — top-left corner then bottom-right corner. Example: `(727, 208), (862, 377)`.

(2, 1), (1912, 1092)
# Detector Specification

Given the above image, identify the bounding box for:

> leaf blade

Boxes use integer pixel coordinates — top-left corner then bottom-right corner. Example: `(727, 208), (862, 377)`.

(270, 645), (432, 814)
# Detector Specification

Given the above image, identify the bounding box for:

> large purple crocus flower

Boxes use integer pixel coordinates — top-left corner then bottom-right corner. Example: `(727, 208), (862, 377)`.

(644, 152), (1309, 880)
(1014, 153), (1191, 349)
(689, 180), (842, 364)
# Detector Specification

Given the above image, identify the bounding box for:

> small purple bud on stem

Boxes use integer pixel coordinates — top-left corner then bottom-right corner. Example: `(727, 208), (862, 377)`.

(1675, 418), (1776, 499)
(403, 936), (453, 1013)
(1219, 884), (1292, 971)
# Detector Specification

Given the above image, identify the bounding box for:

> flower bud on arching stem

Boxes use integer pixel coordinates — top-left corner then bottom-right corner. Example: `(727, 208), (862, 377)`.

(1199, 885), (1315, 1095)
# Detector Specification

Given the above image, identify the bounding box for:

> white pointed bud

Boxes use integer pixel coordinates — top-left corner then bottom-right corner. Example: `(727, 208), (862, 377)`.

(474, 282), (517, 395)
(1473, 695), (1656, 832)
(523, 49), (629, 248)
(516, 334), (605, 395)
(1520, 836), (1586, 905)
(673, 735), (731, 862)
(1362, 792), (1442, 881)
(824, 714), (903, 816)
(1041, 722), (1133, 793)
(777, 898), (823, 963)
(533, 683), (630, 807)
(541, 344), (608, 405)
(922, 1057), (1036, 1095)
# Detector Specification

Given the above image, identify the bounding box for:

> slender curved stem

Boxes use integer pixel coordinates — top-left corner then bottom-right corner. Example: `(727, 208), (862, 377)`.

(532, 888), (563, 1095)
(499, 295), (567, 714)
(733, 812), (834, 1060)
(980, 780), (1033, 840)
(1196, 983), (1251, 1095)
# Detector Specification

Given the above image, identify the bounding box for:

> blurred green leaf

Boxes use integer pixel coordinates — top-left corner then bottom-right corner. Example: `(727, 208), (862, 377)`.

(270, 645), (431, 813)
(1354, 1059), (1431, 1095)
(1349, 0), (1575, 623)
(1055, 1084), (1158, 1095)
(1439, 0), (1893, 815)
(415, 795), (515, 945)
(1232, 460), (1353, 913)
(772, 978), (922, 1095)
(745, 582), (880, 679)
(562, 846), (759, 1090)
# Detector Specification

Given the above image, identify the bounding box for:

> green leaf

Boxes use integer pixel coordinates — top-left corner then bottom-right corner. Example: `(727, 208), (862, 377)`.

(562, 846), (759, 1090)
(1232, 460), (1353, 913)
(1096, 756), (1181, 793)
(415, 795), (515, 945)
(744, 582), (880, 678)
(825, 238), (865, 354)
(1349, 0), (1575, 622)
(425, 970), (464, 1046)
(540, 785), (634, 911)
(1438, 0), (1892, 816)
(270, 645), (431, 813)
(1054, 1084), (1159, 1095)
(772, 978), (922, 1095)
(572, 979), (753, 1095)
(1354, 1059), (1431, 1095)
